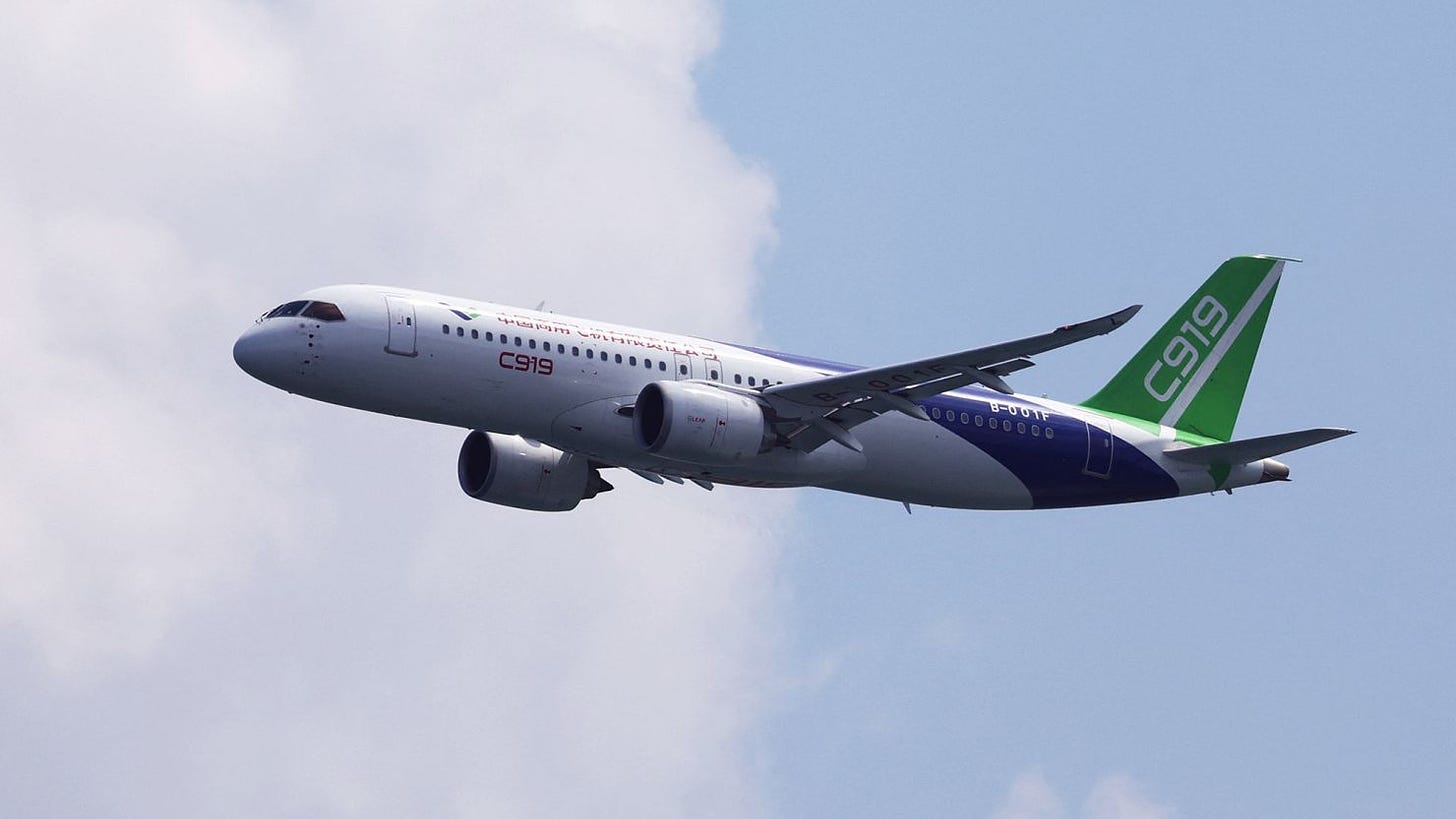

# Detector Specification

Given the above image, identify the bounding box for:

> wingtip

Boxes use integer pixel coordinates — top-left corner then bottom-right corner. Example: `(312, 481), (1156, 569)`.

(1059, 304), (1142, 333)
(1104, 304), (1141, 329)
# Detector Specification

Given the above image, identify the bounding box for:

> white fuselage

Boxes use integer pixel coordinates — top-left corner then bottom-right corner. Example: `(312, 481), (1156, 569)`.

(233, 285), (1272, 510)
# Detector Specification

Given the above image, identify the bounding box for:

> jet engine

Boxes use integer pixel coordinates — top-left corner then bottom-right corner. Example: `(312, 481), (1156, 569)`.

(633, 381), (769, 464)
(457, 431), (612, 512)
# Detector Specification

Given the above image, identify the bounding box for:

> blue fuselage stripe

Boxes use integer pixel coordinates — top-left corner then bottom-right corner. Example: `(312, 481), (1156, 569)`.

(742, 344), (1179, 508)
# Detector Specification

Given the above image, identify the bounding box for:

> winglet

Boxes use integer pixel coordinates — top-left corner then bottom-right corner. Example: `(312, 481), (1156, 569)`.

(1060, 304), (1142, 334)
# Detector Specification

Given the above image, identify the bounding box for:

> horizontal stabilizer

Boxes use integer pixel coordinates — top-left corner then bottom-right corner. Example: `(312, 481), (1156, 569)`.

(1164, 427), (1355, 466)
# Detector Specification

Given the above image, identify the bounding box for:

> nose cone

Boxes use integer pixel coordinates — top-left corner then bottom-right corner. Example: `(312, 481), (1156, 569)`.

(233, 324), (294, 388)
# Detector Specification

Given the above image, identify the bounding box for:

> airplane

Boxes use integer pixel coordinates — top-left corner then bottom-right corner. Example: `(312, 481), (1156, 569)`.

(233, 255), (1352, 512)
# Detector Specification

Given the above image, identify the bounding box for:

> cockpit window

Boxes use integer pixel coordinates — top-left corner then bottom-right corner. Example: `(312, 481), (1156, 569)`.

(302, 301), (346, 321)
(264, 300), (308, 319)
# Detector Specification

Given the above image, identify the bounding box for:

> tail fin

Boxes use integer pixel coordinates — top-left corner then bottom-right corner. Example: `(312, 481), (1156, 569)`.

(1081, 255), (1293, 441)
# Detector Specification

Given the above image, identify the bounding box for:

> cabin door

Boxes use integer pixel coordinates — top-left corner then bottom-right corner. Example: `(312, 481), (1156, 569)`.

(384, 296), (417, 357)
(1083, 419), (1114, 478)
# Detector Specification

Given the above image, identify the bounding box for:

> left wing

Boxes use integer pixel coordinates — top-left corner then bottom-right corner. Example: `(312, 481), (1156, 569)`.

(759, 304), (1141, 453)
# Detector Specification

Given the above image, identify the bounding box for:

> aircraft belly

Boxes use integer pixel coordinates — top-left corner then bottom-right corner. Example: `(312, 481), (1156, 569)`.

(823, 415), (1034, 509)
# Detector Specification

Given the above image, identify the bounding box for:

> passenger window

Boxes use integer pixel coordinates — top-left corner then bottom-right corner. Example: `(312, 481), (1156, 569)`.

(659, 361), (667, 371)
(932, 407), (941, 419)
(406, 317), (411, 326)
(529, 339), (536, 349)
(558, 344), (565, 354)
(960, 412), (970, 424)
(572, 346), (580, 356)
(514, 336), (522, 346)
(457, 327), (464, 336)
(734, 374), (742, 384)
(974, 415), (983, 427)
(1017, 422), (1026, 434)
(747, 376), (756, 386)
(587, 349), (594, 359)
(629, 356), (637, 366)
(442, 324), (449, 334)
(486, 331), (493, 342)
(471, 329), (478, 339)
(1032, 425), (1040, 437)
(680, 364), (689, 375)
(615, 354), (623, 364)
(710, 369), (719, 380)
(1045, 428), (1055, 440)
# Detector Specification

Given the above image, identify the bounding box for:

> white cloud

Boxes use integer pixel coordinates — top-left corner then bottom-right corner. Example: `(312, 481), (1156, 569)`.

(988, 773), (1176, 819)
(1082, 775), (1176, 819)
(0, 1), (782, 815)
(989, 771), (1066, 819)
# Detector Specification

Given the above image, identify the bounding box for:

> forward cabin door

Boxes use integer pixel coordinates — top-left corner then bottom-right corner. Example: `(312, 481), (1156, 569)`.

(1083, 418), (1114, 478)
(384, 296), (417, 357)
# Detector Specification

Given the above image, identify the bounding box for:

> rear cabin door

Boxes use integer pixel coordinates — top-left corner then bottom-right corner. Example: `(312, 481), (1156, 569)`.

(1083, 418), (1114, 478)
(384, 296), (417, 357)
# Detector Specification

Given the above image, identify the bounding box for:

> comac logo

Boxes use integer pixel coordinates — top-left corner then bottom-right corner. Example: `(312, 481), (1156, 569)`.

(1142, 295), (1229, 402)
(444, 305), (483, 321)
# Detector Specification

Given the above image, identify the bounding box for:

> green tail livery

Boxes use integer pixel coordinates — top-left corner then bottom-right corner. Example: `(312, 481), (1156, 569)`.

(1081, 254), (1352, 492)
(1086, 255), (1288, 442)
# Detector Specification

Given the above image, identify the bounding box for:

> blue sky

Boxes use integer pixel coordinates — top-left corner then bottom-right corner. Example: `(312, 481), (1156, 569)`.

(692, 3), (1455, 817)
(697, 3), (1455, 816)
(1, 3), (1450, 818)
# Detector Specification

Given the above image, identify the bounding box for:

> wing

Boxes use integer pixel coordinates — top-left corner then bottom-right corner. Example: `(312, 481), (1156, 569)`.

(759, 304), (1141, 452)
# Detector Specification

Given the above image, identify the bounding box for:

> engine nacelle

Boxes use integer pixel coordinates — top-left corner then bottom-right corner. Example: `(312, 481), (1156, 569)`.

(633, 381), (769, 464)
(457, 431), (610, 512)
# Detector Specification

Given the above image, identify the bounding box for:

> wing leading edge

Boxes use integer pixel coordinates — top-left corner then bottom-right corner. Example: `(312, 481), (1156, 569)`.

(759, 304), (1142, 453)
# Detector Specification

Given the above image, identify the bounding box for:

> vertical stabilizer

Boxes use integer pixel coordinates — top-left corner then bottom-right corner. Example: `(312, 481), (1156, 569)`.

(1081, 255), (1292, 441)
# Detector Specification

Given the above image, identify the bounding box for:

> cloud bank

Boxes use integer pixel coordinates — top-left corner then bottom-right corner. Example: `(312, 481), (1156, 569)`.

(0, 1), (783, 816)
